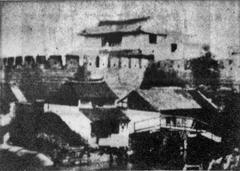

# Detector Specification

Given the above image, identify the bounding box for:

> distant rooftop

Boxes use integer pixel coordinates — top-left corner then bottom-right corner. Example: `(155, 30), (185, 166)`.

(98, 16), (150, 26)
(79, 16), (168, 37)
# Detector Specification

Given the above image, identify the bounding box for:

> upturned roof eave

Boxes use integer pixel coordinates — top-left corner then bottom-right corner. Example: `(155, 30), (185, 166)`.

(78, 29), (167, 37)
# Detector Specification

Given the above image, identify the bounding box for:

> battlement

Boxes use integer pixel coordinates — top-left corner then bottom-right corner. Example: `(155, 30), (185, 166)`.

(1, 53), (240, 93)
(0, 54), (83, 70)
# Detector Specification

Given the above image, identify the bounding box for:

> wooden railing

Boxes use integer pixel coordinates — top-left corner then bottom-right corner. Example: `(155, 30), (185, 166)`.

(133, 115), (221, 143)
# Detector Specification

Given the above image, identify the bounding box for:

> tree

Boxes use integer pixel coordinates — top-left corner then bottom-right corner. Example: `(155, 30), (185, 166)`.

(73, 63), (90, 81)
(140, 62), (186, 89)
(190, 45), (220, 90)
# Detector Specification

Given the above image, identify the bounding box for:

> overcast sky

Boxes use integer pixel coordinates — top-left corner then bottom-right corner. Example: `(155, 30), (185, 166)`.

(0, 0), (239, 58)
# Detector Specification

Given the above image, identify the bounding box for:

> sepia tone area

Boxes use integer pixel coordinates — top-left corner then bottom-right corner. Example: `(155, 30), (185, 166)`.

(0, 0), (240, 170)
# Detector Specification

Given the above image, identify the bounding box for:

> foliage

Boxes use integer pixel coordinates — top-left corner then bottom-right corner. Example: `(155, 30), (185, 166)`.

(140, 62), (186, 89)
(190, 51), (220, 90)
(9, 107), (86, 157)
(73, 63), (90, 81)
(200, 89), (240, 151)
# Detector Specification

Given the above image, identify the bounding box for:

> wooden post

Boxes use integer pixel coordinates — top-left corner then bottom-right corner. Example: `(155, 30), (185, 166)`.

(183, 131), (188, 164)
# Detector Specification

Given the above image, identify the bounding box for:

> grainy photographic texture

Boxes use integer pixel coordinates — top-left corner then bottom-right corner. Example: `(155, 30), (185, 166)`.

(0, 0), (240, 170)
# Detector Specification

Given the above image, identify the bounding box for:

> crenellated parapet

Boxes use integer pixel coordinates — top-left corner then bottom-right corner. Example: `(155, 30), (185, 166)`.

(0, 54), (82, 70)
(1, 52), (240, 93)
(0, 50), (153, 72)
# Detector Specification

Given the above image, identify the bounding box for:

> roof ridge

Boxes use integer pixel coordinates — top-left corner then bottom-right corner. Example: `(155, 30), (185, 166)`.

(98, 16), (150, 26)
(150, 86), (182, 89)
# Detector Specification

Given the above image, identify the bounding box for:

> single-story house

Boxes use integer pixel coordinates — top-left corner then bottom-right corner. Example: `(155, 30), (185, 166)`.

(44, 80), (130, 147)
(118, 86), (218, 123)
(44, 104), (130, 147)
(118, 86), (221, 142)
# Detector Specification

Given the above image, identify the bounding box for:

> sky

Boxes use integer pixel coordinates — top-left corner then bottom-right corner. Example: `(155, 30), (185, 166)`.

(0, 0), (239, 59)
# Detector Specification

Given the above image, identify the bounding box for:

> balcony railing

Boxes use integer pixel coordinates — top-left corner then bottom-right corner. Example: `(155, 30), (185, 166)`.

(133, 115), (221, 142)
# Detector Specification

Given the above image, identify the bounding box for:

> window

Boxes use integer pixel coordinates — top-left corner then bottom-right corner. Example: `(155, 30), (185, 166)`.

(128, 58), (131, 68)
(95, 56), (100, 68)
(149, 34), (157, 44)
(166, 117), (171, 125)
(108, 57), (111, 68)
(171, 43), (177, 52)
(119, 58), (121, 68)
(102, 34), (122, 47)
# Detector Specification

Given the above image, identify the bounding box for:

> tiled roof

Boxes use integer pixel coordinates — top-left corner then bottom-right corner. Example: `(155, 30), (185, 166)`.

(81, 108), (129, 122)
(47, 80), (118, 106)
(80, 23), (143, 36)
(135, 87), (201, 111)
(79, 17), (168, 36)
(71, 81), (118, 99)
(0, 83), (17, 113)
(98, 16), (150, 26)
(20, 81), (61, 102)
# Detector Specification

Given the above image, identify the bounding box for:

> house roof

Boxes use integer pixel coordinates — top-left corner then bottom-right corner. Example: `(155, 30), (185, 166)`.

(79, 16), (168, 36)
(98, 16), (150, 26)
(20, 81), (61, 102)
(80, 23), (143, 36)
(0, 83), (17, 113)
(129, 87), (201, 111)
(81, 108), (129, 122)
(47, 80), (118, 105)
(70, 80), (118, 99)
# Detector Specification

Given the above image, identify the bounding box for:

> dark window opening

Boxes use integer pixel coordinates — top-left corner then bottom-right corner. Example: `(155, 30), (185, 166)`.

(166, 118), (171, 125)
(102, 34), (122, 47)
(229, 60), (233, 65)
(119, 58), (121, 68)
(171, 43), (177, 52)
(149, 34), (157, 44)
(108, 58), (111, 68)
(96, 56), (100, 68)
(128, 58), (131, 68)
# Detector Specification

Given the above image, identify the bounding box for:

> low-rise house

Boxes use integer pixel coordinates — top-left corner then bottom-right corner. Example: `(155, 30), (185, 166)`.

(45, 80), (130, 147)
(118, 87), (220, 142)
(118, 87), (221, 165)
